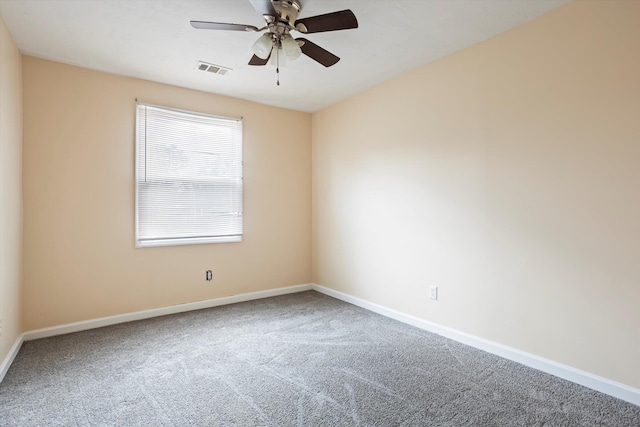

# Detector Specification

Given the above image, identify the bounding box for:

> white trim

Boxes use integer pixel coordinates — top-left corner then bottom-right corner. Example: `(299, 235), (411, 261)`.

(5, 282), (638, 406)
(0, 333), (24, 384)
(23, 284), (313, 341)
(137, 101), (242, 123)
(311, 284), (640, 407)
(136, 234), (242, 248)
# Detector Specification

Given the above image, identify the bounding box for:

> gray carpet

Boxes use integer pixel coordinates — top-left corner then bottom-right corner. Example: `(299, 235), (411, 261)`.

(0, 291), (638, 426)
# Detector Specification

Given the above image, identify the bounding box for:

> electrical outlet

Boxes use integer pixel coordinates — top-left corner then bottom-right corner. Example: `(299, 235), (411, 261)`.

(429, 286), (438, 301)
(205, 270), (213, 281)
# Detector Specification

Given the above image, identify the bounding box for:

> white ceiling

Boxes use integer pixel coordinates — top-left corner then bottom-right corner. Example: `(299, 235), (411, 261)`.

(0, 0), (567, 112)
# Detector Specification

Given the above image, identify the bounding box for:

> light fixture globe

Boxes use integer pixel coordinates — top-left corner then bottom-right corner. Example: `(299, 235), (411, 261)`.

(252, 33), (273, 60)
(270, 46), (287, 67)
(281, 34), (301, 61)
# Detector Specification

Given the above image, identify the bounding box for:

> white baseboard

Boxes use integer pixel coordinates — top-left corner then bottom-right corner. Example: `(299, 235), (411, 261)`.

(23, 284), (313, 341)
(5, 282), (638, 406)
(311, 284), (640, 407)
(0, 333), (24, 384)
(1, 284), (313, 384)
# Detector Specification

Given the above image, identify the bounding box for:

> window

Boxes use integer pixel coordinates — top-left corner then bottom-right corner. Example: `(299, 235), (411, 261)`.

(135, 103), (243, 247)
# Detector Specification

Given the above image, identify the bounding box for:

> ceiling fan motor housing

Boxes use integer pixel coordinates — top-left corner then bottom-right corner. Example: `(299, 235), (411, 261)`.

(271, 0), (302, 26)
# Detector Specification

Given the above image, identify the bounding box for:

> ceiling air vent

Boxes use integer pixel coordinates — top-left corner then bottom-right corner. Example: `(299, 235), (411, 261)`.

(196, 61), (231, 76)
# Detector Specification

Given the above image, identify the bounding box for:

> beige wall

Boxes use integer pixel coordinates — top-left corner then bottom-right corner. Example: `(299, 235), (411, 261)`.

(0, 15), (23, 361)
(312, 1), (640, 388)
(22, 56), (311, 330)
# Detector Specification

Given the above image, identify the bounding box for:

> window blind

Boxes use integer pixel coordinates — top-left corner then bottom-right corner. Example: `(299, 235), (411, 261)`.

(136, 103), (243, 247)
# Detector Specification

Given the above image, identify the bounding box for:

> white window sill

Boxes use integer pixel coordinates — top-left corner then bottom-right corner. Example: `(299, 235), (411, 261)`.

(136, 235), (242, 248)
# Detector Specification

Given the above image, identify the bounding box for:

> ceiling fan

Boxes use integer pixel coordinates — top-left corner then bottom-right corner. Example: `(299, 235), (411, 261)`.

(191, 0), (358, 84)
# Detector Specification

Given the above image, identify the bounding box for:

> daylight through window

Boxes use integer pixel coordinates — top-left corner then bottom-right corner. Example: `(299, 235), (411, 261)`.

(135, 103), (243, 247)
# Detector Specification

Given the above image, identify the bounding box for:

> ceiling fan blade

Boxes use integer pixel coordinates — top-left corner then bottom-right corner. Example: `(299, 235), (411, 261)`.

(249, 53), (271, 66)
(295, 10), (358, 34)
(248, 0), (277, 17)
(297, 38), (340, 67)
(191, 21), (259, 32)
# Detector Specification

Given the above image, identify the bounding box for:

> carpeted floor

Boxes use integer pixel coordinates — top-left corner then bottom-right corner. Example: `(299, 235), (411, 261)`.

(0, 291), (638, 426)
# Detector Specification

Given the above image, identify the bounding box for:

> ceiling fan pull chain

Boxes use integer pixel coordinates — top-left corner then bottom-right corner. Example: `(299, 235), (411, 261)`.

(276, 47), (280, 86)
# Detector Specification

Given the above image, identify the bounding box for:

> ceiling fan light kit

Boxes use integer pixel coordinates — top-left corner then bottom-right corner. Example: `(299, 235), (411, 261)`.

(281, 34), (302, 61)
(252, 33), (273, 60)
(191, 0), (358, 85)
(270, 46), (286, 68)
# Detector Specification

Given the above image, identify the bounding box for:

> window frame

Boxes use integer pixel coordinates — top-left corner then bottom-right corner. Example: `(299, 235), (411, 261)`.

(135, 102), (243, 248)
